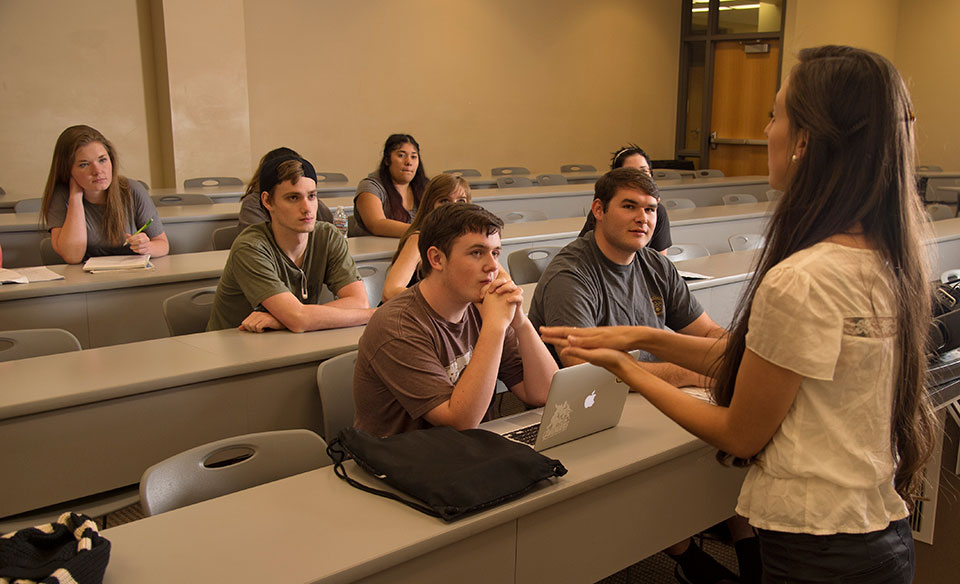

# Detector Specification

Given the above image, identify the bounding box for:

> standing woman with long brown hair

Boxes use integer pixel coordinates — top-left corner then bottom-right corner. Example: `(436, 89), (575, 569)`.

(41, 125), (168, 264)
(542, 46), (936, 583)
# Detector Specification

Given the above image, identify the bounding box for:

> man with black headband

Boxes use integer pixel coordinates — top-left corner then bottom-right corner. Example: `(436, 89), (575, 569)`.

(207, 153), (374, 332)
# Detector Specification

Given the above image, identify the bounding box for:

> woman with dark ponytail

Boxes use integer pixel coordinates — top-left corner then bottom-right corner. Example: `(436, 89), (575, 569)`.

(542, 46), (936, 583)
(352, 134), (428, 237)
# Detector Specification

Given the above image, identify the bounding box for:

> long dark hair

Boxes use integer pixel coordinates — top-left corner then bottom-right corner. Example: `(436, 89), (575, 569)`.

(709, 46), (936, 505)
(391, 174), (471, 264)
(41, 125), (132, 246)
(377, 134), (428, 222)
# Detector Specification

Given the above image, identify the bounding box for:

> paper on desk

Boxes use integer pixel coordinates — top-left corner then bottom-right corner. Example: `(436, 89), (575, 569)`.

(16, 266), (65, 282)
(679, 386), (714, 403)
(0, 268), (28, 284)
(83, 254), (152, 272)
(679, 270), (712, 280)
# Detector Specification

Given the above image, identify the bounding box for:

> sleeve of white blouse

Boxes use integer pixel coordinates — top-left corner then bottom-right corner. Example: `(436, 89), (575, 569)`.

(745, 265), (842, 381)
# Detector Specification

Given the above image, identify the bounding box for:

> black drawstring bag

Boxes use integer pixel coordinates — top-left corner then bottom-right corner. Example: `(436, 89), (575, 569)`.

(327, 426), (567, 521)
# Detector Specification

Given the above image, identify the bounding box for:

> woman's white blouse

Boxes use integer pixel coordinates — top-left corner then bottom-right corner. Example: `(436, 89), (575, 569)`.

(736, 242), (910, 535)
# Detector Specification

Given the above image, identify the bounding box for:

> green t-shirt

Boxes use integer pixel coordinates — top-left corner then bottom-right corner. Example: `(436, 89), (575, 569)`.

(207, 222), (361, 330)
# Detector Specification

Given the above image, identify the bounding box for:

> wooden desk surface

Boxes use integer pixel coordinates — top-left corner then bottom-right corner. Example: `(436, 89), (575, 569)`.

(101, 394), (746, 584)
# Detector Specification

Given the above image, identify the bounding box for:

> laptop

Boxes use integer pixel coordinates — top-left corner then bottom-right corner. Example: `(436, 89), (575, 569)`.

(480, 361), (630, 451)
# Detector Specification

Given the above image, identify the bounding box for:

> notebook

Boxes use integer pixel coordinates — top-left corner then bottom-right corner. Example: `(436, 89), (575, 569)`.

(82, 254), (152, 272)
(480, 361), (629, 451)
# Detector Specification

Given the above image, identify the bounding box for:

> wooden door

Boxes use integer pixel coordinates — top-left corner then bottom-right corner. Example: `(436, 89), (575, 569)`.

(708, 40), (780, 176)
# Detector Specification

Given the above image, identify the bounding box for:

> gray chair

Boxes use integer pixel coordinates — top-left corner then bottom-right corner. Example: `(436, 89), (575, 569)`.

(507, 247), (561, 285)
(696, 169), (724, 178)
(0, 186), (5, 195)
(183, 176), (243, 188)
(162, 287), (218, 336)
(663, 198), (695, 210)
(728, 233), (766, 251)
(0, 328), (81, 362)
(316, 350), (359, 441)
(664, 244), (709, 262)
(652, 170), (681, 180)
(560, 164), (597, 173)
(152, 194), (215, 206)
(536, 174), (568, 186)
(40, 237), (65, 265)
(212, 225), (241, 250)
(442, 168), (482, 177)
(497, 209), (548, 224)
(139, 429), (333, 516)
(356, 260), (391, 307)
(926, 203), (955, 221)
(918, 165), (943, 172)
(14, 198), (41, 213)
(940, 269), (960, 284)
(315, 172), (348, 183)
(766, 189), (783, 202)
(722, 193), (758, 205)
(496, 176), (534, 189)
(491, 166), (530, 176)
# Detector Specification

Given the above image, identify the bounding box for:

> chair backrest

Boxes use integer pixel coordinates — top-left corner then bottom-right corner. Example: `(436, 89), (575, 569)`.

(497, 209), (548, 224)
(728, 233), (766, 251)
(139, 429), (332, 516)
(560, 164), (597, 173)
(696, 169), (724, 178)
(39, 237), (65, 265)
(507, 247), (561, 285)
(355, 260), (391, 307)
(663, 198), (695, 210)
(0, 186), (5, 195)
(315, 172), (348, 183)
(940, 269), (960, 284)
(183, 176), (243, 188)
(0, 328), (81, 362)
(918, 165), (943, 172)
(925, 203), (955, 221)
(162, 287), (218, 336)
(924, 177), (960, 202)
(316, 350), (359, 441)
(442, 168), (482, 177)
(536, 174), (568, 186)
(491, 166), (530, 176)
(652, 170), (681, 180)
(722, 193), (758, 205)
(14, 198), (41, 213)
(496, 176), (534, 189)
(151, 194), (215, 206)
(766, 189), (783, 202)
(212, 225), (241, 250)
(664, 244), (710, 262)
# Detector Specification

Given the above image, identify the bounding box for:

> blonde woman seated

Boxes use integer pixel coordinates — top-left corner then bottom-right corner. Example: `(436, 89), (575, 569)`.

(381, 174), (471, 302)
(41, 125), (168, 264)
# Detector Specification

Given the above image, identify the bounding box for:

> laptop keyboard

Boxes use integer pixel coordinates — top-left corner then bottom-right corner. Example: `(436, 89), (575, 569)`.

(503, 423), (540, 446)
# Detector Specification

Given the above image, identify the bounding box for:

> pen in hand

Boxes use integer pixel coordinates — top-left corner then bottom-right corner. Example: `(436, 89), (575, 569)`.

(124, 218), (154, 247)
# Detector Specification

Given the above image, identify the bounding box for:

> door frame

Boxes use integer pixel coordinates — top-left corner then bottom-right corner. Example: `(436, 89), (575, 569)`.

(674, 0), (786, 168)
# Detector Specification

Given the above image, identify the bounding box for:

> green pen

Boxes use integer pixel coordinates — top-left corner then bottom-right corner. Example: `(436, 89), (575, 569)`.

(124, 218), (154, 246)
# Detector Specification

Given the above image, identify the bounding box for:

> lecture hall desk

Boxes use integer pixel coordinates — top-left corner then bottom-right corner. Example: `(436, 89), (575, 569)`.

(0, 253), (755, 526)
(98, 394), (747, 584)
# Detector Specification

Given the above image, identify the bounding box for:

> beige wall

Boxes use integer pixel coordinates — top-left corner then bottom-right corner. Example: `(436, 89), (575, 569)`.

(895, 0), (960, 171)
(0, 0), (158, 196)
(782, 0), (959, 170)
(243, 0), (681, 181)
(782, 0), (900, 76)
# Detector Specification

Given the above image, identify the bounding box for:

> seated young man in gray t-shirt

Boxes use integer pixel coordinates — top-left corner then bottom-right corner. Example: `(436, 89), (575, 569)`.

(353, 203), (558, 437)
(207, 153), (375, 332)
(529, 167), (725, 388)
